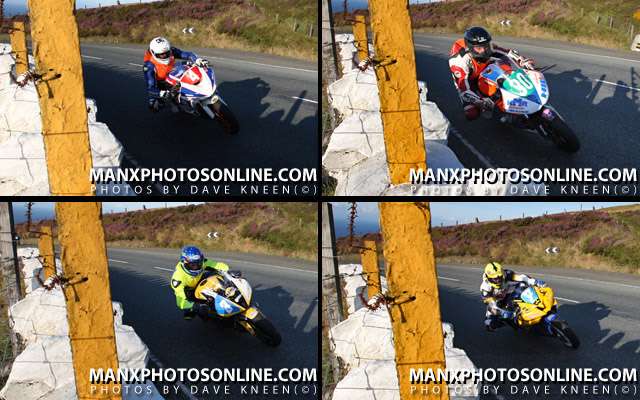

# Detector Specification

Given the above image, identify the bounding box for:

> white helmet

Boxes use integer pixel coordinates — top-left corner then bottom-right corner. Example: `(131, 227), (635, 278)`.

(149, 37), (172, 65)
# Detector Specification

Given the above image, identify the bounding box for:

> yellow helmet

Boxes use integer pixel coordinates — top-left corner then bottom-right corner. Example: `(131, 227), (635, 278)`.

(484, 262), (504, 288)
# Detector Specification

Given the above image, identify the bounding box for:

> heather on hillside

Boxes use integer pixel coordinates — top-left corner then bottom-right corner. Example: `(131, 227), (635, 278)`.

(336, 208), (640, 274)
(17, 202), (317, 261)
(334, 0), (639, 51)
(62, 0), (315, 59)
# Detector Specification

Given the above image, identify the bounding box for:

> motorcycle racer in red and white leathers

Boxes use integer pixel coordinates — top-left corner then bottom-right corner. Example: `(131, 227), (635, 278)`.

(449, 26), (536, 121)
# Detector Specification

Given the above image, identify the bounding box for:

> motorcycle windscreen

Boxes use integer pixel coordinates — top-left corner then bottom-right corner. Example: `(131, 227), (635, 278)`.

(520, 287), (539, 304)
(501, 70), (545, 114)
(180, 67), (215, 99)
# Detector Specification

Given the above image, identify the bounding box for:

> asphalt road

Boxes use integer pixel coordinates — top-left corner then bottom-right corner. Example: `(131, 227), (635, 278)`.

(436, 263), (640, 399)
(412, 33), (640, 170)
(104, 247), (318, 399)
(78, 42), (318, 194)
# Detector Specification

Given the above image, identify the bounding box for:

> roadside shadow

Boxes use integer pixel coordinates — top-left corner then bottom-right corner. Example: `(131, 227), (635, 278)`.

(438, 284), (639, 399)
(414, 48), (640, 168)
(82, 61), (317, 194)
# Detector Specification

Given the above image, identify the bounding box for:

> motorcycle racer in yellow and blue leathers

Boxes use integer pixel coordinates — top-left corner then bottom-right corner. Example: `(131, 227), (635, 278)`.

(170, 246), (229, 320)
(481, 261), (545, 331)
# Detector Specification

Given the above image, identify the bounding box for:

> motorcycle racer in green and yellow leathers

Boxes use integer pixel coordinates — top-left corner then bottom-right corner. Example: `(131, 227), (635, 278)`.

(170, 246), (229, 320)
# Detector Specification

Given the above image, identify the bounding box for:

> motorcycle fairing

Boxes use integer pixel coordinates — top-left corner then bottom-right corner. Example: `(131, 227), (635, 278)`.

(214, 295), (242, 317)
(480, 61), (548, 115)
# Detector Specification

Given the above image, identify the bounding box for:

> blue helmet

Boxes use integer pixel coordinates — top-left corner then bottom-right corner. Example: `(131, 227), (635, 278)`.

(180, 246), (204, 276)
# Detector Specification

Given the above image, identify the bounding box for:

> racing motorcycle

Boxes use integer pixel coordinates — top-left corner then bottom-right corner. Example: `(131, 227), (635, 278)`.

(162, 60), (239, 135)
(475, 57), (579, 153)
(497, 282), (580, 349)
(194, 270), (281, 346)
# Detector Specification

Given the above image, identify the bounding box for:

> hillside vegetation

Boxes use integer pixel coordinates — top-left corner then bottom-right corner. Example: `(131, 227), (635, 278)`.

(40, 0), (315, 60)
(17, 202), (317, 261)
(335, 0), (640, 51)
(336, 207), (640, 274)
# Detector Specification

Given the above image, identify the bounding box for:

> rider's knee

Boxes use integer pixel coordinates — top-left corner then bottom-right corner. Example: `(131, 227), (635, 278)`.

(464, 104), (480, 120)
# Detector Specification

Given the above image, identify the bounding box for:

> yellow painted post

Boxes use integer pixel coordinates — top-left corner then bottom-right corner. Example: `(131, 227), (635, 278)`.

(352, 14), (369, 63)
(28, 0), (94, 195)
(9, 21), (28, 75)
(368, 0), (426, 184)
(38, 224), (56, 279)
(361, 239), (381, 299)
(55, 202), (120, 400)
(379, 202), (448, 399)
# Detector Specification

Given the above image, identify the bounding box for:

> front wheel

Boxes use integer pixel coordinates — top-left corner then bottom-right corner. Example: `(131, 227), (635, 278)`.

(210, 101), (239, 135)
(250, 317), (281, 347)
(551, 320), (580, 349)
(540, 111), (580, 153)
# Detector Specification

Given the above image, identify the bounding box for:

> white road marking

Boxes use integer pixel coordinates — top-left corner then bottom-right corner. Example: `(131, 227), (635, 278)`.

(108, 258), (129, 264)
(593, 79), (640, 92)
(438, 276), (460, 282)
(440, 265), (640, 290)
(449, 125), (495, 168)
(128, 62), (143, 67)
(206, 55), (316, 73)
(291, 96), (318, 104)
(556, 296), (579, 304)
(504, 42), (640, 65)
(216, 257), (316, 275)
(415, 44), (433, 49)
(153, 266), (173, 272)
(81, 55), (103, 60)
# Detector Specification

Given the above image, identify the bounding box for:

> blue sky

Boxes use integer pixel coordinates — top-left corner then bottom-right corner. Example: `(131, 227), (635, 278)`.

(329, 202), (638, 237)
(11, 202), (204, 223)
(4, 0), (161, 15)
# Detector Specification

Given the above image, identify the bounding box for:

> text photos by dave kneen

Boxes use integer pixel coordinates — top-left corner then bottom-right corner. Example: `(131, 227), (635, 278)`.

(323, 201), (640, 400)
(0, 0), (318, 197)
(321, 0), (640, 197)
(2, 202), (318, 399)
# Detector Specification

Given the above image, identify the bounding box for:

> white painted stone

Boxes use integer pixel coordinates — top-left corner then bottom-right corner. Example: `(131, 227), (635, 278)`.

(0, 45), (124, 195)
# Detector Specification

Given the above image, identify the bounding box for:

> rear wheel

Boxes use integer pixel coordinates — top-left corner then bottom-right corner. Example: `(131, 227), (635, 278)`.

(210, 101), (239, 135)
(551, 320), (580, 349)
(250, 317), (281, 347)
(541, 113), (580, 153)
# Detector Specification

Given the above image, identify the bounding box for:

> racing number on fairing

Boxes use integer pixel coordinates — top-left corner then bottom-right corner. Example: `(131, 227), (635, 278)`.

(503, 70), (534, 97)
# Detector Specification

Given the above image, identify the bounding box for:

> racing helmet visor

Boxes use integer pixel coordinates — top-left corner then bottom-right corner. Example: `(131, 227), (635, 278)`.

(155, 50), (171, 60)
(487, 275), (503, 286)
(471, 43), (492, 59)
(184, 258), (203, 271)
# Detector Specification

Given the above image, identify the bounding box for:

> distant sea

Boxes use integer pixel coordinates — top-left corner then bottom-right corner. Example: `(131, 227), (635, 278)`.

(331, 0), (437, 12)
(4, 4), (27, 16)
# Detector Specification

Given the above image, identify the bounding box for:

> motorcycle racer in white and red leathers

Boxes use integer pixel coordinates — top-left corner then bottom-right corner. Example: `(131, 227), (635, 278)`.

(448, 26), (535, 121)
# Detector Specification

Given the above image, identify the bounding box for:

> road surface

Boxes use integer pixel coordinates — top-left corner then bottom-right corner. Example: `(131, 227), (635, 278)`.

(436, 263), (640, 399)
(413, 33), (640, 170)
(79, 43), (318, 194)
(105, 247), (318, 399)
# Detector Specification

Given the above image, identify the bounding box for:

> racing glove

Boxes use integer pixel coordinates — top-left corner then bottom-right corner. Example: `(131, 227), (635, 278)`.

(195, 58), (209, 67)
(527, 278), (546, 287)
(501, 310), (515, 320)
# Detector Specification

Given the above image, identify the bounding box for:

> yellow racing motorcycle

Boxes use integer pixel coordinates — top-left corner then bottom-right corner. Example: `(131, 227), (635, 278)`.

(194, 270), (281, 346)
(503, 283), (580, 349)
